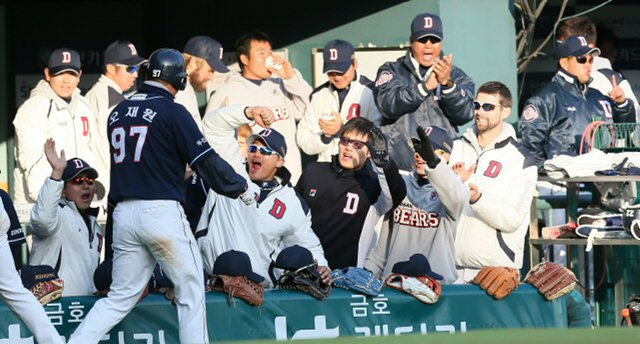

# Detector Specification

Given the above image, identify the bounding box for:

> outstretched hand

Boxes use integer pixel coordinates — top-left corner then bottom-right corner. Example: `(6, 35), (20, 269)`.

(44, 138), (66, 180)
(366, 126), (390, 167)
(608, 75), (626, 104)
(411, 127), (440, 168)
(246, 107), (275, 128)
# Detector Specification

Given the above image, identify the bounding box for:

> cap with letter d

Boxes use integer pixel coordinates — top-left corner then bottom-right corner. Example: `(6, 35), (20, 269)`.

(410, 12), (443, 41)
(247, 128), (288, 158)
(557, 35), (601, 58)
(322, 39), (355, 74)
(48, 48), (81, 75)
(104, 40), (147, 66)
(184, 35), (230, 73)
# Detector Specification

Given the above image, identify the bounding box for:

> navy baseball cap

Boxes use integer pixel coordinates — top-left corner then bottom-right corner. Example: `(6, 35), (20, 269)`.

(323, 39), (355, 74)
(184, 36), (230, 73)
(21, 265), (60, 290)
(411, 12), (443, 41)
(104, 40), (146, 66)
(212, 250), (265, 283)
(392, 253), (443, 280)
(62, 158), (98, 182)
(48, 48), (81, 75)
(410, 126), (453, 154)
(151, 265), (174, 289)
(557, 35), (600, 58)
(247, 129), (288, 158)
(93, 259), (113, 292)
(274, 245), (315, 270)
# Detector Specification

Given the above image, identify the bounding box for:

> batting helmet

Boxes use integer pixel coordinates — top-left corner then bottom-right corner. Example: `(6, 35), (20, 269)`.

(146, 48), (187, 91)
(622, 203), (640, 240)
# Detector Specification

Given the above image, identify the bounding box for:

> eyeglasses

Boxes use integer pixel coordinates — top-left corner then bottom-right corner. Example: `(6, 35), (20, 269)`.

(339, 137), (367, 150)
(415, 36), (441, 44)
(574, 55), (594, 64)
(116, 64), (140, 74)
(248, 145), (280, 157)
(473, 101), (504, 112)
(69, 177), (95, 186)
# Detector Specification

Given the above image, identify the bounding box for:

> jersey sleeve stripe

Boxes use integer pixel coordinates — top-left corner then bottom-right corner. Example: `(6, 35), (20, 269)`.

(190, 147), (213, 166)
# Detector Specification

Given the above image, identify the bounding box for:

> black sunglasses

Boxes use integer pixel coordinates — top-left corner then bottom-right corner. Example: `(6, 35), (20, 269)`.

(116, 64), (140, 74)
(415, 36), (441, 44)
(69, 177), (95, 186)
(574, 55), (594, 64)
(473, 101), (504, 112)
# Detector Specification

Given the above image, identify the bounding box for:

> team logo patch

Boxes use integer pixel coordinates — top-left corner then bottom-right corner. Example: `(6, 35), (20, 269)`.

(566, 106), (576, 112)
(430, 191), (438, 201)
(309, 188), (317, 197)
(522, 105), (539, 122)
(375, 72), (393, 87)
(460, 88), (466, 97)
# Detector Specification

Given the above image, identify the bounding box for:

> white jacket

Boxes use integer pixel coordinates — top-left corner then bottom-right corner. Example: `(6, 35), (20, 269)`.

(198, 105), (327, 288)
(29, 178), (102, 296)
(13, 80), (95, 205)
(296, 75), (382, 162)
(450, 124), (537, 272)
(85, 75), (126, 201)
(175, 82), (203, 132)
(205, 71), (312, 183)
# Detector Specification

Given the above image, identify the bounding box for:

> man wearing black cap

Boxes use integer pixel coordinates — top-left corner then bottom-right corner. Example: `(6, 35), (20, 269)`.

(297, 39), (382, 163)
(519, 35), (635, 169)
(374, 12), (475, 171)
(176, 35), (230, 130)
(198, 105), (330, 288)
(86, 40), (146, 204)
(13, 47), (96, 207)
(365, 126), (468, 284)
(29, 138), (102, 296)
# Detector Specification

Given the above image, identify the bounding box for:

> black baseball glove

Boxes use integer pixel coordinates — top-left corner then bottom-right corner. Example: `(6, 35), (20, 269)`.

(411, 126), (441, 168)
(367, 126), (390, 167)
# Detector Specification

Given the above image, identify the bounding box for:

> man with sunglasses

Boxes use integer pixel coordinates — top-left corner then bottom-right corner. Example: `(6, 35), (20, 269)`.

(198, 106), (330, 288)
(86, 40), (146, 208)
(176, 36), (229, 131)
(373, 12), (475, 171)
(29, 139), (102, 296)
(296, 118), (406, 269)
(449, 81), (537, 282)
(13, 48), (96, 208)
(297, 39), (382, 163)
(519, 35), (635, 170)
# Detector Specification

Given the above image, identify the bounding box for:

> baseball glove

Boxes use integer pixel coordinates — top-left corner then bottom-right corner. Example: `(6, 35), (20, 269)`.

(31, 279), (64, 306)
(332, 267), (383, 297)
(524, 261), (577, 301)
(472, 266), (520, 300)
(278, 264), (332, 301)
(385, 273), (441, 304)
(210, 274), (264, 306)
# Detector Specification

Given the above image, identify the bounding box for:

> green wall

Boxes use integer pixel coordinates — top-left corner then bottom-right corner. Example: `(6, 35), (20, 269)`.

(283, 0), (518, 124)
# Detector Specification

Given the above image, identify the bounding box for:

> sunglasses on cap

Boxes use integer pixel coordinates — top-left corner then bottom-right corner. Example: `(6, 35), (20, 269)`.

(473, 101), (504, 112)
(415, 36), (441, 44)
(573, 55), (594, 64)
(339, 137), (367, 150)
(248, 145), (280, 157)
(116, 64), (140, 74)
(68, 177), (95, 186)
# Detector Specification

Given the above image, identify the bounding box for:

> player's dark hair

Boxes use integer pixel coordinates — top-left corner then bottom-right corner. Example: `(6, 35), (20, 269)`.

(478, 81), (512, 108)
(557, 16), (597, 45)
(341, 117), (374, 139)
(236, 31), (272, 69)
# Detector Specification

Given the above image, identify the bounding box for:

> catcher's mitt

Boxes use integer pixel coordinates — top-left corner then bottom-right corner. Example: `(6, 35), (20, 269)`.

(210, 274), (264, 306)
(278, 263), (332, 301)
(524, 261), (577, 301)
(472, 266), (520, 300)
(31, 279), (64, 306)
(332, 267), (382, 297)
(385, 273), (441, 304)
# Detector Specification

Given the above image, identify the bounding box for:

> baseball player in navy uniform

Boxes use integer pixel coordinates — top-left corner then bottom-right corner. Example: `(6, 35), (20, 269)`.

(1, 181), (64, 343)
(68, 49), (257, 344)
(0, 187), (27, 269)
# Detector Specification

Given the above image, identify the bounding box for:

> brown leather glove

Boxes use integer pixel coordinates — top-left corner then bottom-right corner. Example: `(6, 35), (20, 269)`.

(524, 261), (577, 301)
(472, 266), (520, 300)
(210, 274), (264, 306)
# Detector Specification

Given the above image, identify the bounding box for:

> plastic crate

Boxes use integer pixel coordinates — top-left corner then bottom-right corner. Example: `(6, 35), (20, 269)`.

(592, 123), (640, 152)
